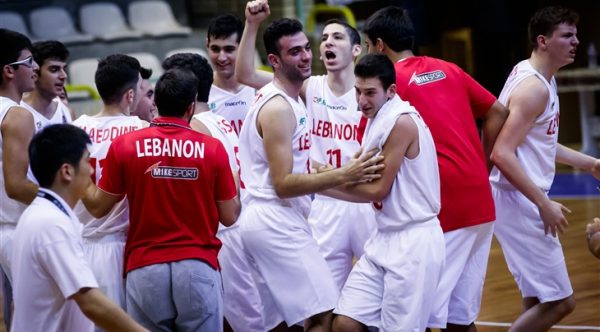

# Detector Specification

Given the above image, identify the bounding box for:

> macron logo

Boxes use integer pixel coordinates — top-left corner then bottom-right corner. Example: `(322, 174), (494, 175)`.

(408, 70), (446, 86)
(145, 161), (162, 174)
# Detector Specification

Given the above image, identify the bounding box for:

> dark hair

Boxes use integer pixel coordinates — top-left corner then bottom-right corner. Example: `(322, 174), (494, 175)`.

(140, 67), (152, 80)
(162, 53), (213, 102)
(208, 14), (243, 43)
(323, 19), (361, 46)
(263, 18), (305, 56)
(31, 40), (69, 70)
(528, 6), (579, 49)
(95, 54), (141, 105)
(0, 28), (32, 85)
(354, 53), (396, 90)
(363, 6), (415, 52)
(29, 124), (91, 188)
(154, 69), (198, 117)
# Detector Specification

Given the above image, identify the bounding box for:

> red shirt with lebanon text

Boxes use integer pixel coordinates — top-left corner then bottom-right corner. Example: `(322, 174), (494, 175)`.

(394, 56), (496, 232)
(98, 116), (237, 273)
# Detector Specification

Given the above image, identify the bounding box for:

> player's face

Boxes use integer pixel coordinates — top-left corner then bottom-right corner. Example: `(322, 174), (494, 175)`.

(207, 34), (239, 80)
(35, 59), (67, 99)
(132, 79), (156, 122)
(544, 23), (579, 67)
(73, 149), (93, 198)
(365, 36), (378, 55)
(320, 23), (358, 72)
(130, 73), (144, 113)
(271, 32), (312, 82)
(355, 76), (395, 119)
(9, 49), (38, 94)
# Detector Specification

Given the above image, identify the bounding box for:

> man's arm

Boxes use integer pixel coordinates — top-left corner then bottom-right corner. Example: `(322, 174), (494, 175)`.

(260, 96), (382, 199)
(325, 115), (416, 202)
(1, 107), (38, 204)
(234, 0), (274, 89)
(481, 100), (509, 172)
(490, 77), (569, 237)
(217, 197), (241, 227)
(71, 288), (147, 332)
(82, 183), (123, 218)
(587, 218), (600, 259)
(555, 144), (600, 178)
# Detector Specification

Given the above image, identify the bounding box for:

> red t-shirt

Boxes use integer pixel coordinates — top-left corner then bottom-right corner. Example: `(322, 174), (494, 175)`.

(99, 116), (237, 273)
(395, 56), (496, 232)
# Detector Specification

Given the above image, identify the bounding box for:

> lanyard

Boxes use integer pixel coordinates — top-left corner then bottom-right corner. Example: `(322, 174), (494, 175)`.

(37, 191), (69, 217)
(150, 121), (191, 131)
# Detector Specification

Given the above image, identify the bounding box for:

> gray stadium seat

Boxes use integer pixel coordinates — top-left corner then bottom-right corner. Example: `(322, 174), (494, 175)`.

(29, 6), (94, 44)
(0, 11), (32, 37)
(128, 0), (192, 37)
(127, 52), (164, 82)
(79, 2), (143, 41)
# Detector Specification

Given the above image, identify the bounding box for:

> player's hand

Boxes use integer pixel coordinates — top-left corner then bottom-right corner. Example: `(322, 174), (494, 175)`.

(538, 199), (571, 237)
(586, 217), (600, 239)
(246, 0), (270, 24)
(310, 160), (333, 174)
(590, 159), (600, 180)
(341, 148), (384, 183)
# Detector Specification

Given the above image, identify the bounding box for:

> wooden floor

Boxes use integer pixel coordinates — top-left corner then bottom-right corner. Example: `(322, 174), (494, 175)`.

(0, 197), (598, 332)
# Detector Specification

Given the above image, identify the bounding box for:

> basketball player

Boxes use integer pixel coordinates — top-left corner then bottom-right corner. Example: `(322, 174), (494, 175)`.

(325, 53), (444, 332)
(490, 6), (600, 330)
(21, 40), (76, 127)
(73, 54), (146, 313)
(237, 0), (377, 293)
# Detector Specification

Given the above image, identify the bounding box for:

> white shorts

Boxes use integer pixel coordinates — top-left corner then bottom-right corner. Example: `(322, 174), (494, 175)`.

(240, 201), (338, 329)
(492, 185), (573, 302)
(335, 219), (445, 332)
(428, 221), (494, 328)
(308, 195), (376, 291)
(83, 232), (126, 309)
(0, 223), (16, 283)
(217, 224), (265, 332)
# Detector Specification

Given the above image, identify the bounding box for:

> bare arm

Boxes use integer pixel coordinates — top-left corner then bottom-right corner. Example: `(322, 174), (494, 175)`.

(234, 0), (274, 89)
(555, 144), (600, 179)
(71, 288), (147, 332)
(481, 100), (509, 172)
(587, 218), (600, 259)
(260, 96), (382, 198)
(325, 115), (415, 202)
(490, 77), (569, 237)
(82, 183), (123, 218)
(1, 107), (38, 204)
(217, 196), (241, 227)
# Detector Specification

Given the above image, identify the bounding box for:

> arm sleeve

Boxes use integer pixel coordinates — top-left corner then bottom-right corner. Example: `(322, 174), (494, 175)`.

(213, 141), (237, 201)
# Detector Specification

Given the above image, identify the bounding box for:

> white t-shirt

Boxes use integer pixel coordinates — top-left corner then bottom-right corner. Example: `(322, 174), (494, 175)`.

(490, 59), (560, 191)
(361, 95), (440, 231)
(11, 188), (98, 332)
(208, 84), (255, 136)
(72, 115), (144, 238)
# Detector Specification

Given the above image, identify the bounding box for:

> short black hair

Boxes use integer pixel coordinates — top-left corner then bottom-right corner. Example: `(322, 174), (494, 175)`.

(154, 69), (198, 117)
(263, 18), (305, 56)
(208, 14), (243, 43)
(95, 54), (141, 105)
(31, 40), (69, 69)
(0, 28), (32, 85)
(162, 53), (213, 102)
(354, 53), (396, 90)
(363, 6), (415, 52)
(323, 19), (361, 46)
(29, 124), (91, 188)
(528, 6), (579, 49)
(140, 67), (152, 80)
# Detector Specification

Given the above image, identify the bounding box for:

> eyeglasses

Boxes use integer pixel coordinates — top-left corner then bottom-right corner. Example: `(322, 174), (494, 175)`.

(7, 56), (34, 68)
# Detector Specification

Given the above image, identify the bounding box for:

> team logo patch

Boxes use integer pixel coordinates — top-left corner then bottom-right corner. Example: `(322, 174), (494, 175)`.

(208, 102), (217, 111)
(312, 97), (326, 106)
(408, 70), (446, 86)
(146, 161), (199, 180)
(299, 117), (306, 126)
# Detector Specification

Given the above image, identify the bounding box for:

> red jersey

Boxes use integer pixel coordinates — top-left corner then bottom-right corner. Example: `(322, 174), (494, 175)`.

(394, 56), (496, 232)
(99, 116), (237, 273)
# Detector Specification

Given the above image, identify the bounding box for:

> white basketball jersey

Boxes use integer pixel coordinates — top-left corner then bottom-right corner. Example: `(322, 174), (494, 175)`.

(490, 60), (559, 191)
(72, 114), (144, 238)
(238, 82), (311, 213)
(361, 95), (440, 231)
(0, 97), (28, 224)
(193, 112), (240, 172)
(21, 99), (72, 132)
(208, 84), (255, 137)
(305, 75), (365, 167)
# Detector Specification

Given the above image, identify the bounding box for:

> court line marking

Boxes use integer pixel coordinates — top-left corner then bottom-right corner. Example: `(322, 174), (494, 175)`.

(476, 321), (600, 330)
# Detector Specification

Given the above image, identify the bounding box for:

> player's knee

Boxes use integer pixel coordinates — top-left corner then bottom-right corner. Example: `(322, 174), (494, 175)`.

(558, 296), (576, 316)
(332, 315), (365, 332)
